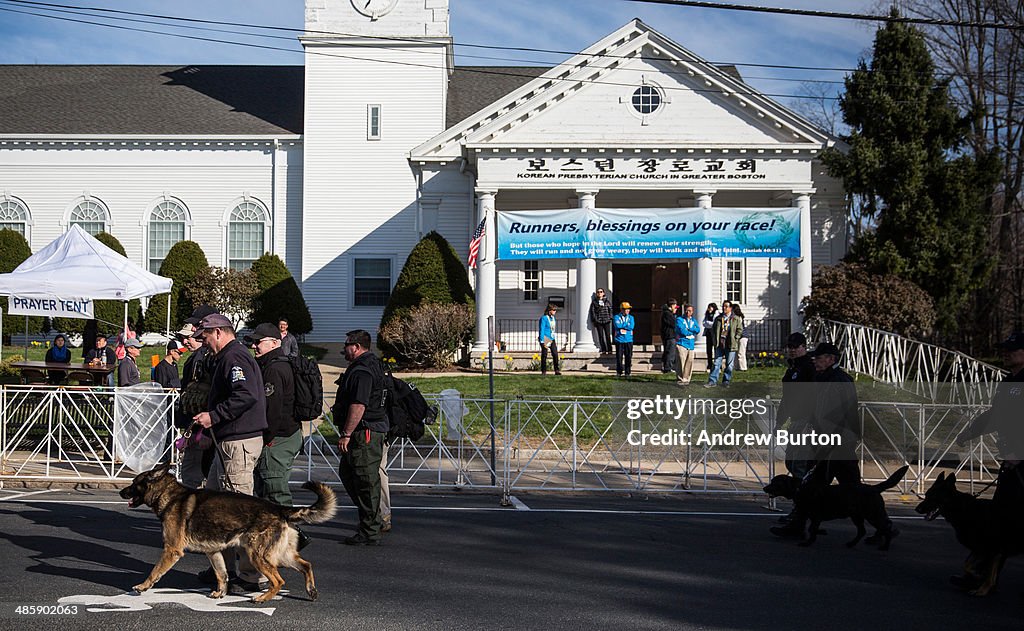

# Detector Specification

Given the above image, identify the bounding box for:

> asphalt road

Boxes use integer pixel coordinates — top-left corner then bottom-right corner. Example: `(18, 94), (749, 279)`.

(0, 488), (1020, 630)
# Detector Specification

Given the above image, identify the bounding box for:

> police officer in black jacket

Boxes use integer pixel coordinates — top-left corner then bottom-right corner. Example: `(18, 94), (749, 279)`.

(777, 332), (817, 480)
(959, 331), (1024, 510)
(333, 329), (389, 546)
(245, 323), (301, 507)
(192, 312), (268, 590)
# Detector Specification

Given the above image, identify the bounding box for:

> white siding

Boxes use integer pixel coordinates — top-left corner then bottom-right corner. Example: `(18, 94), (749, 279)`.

(0, 141), (296, 273)
(301, 43), (449, 341)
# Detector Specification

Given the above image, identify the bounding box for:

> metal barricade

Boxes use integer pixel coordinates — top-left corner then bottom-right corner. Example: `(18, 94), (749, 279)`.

(0, 385), (1002, 495)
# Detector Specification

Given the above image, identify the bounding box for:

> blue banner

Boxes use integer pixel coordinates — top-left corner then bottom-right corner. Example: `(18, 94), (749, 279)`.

(497, 207), (800, 259)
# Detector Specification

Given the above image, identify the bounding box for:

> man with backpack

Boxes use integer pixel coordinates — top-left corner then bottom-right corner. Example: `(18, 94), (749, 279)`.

(245, 323), (300, 505)
(246, 322), (313, 551)
(333, 329), (389, 546)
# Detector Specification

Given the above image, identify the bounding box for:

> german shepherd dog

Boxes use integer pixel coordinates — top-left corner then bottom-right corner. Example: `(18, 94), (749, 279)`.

(764, 465), (909, 550)
(915, 471), (1023, 596)
(120, 464), (337, 603)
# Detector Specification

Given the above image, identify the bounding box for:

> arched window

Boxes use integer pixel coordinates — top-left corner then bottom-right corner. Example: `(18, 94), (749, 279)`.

(69, 199), (109, 235)
(0, 198), (30, 237)
(227, 200), (269, 270)
(148, 200), (188, 273)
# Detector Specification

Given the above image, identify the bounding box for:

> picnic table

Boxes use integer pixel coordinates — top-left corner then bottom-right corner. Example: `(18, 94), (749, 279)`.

(10, 360), (116, 386)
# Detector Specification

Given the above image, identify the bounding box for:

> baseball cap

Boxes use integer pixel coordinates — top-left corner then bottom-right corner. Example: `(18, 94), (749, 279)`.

(166, 339), (187, 353)
(786, 332), (807, 349)
(620, 302), (632, 309)
(190, 313), (233, 338)
(123, 338), (143, 349)
(808, 342), (841, 358)
(175, 324), (195, 338)
(244, 322), (282, 345)
(185, 304), (218, 326)
(996, 331), (1024, 352)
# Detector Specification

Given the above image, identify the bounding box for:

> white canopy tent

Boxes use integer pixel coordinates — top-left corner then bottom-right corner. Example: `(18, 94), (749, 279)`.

(0, 225), (174, 361)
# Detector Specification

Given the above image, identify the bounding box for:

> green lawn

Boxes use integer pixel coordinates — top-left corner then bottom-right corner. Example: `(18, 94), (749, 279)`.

(1, 344), (172, 383)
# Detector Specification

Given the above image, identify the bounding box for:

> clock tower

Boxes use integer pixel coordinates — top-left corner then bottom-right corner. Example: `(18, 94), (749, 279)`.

(300, 0), (452, 338)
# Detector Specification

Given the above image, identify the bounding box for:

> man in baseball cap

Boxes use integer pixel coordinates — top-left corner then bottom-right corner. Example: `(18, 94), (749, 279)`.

(185, 304), (218, 327)
(243, 322), (282, 347)
(191, 311), (268, 591)
(154, 339), (187, 389)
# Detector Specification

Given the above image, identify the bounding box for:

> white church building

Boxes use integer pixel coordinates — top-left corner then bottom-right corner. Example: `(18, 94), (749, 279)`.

(0, 0), (846, 349)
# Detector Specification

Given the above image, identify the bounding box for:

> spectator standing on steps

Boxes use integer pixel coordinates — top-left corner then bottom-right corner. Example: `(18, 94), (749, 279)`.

(589, 288), (614, 354)
(674, 304), (701, 385)
(660, 299), (679, 374)
(614, 302), (635, 378)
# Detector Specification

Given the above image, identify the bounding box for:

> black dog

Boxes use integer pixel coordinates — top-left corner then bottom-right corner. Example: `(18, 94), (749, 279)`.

(915, 471), (1024, 596)
(764, 465), (909, 550)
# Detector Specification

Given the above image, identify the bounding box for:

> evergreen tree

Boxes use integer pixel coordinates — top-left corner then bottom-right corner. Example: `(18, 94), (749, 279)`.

(247, 253), (313, 335)
(822, 13), (1000, 337)
(379, 232), (474, 355)
(0, 229), (43, 337)
(142, 240), (210, 333)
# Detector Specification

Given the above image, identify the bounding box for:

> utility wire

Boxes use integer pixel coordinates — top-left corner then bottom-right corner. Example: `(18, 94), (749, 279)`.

(624, 0), (1023, 31)
(0, 3), (850, 103)
(0, 0), (859, 86)
(0, 2), (968, 103)
(0, 0), (960, 77)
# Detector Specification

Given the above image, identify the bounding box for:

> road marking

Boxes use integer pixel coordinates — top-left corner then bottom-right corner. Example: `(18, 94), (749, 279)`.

(509, 495), (531, 511)
(0, 489), (54, 502)
(58, 587), (279, 615)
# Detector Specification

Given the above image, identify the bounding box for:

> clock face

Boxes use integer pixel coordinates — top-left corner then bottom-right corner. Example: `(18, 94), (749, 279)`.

(352, 0), (399, 19)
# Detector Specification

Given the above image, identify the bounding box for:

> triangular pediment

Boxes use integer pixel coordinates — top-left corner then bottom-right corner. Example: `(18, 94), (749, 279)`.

(412, 19), (833, 160)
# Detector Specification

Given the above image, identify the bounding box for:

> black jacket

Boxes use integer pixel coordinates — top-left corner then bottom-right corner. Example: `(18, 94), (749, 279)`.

(257, 347), (299, 443)
(812, 364), (860, 460)
(660, 304), (678, 341)
(181, 346), (212, 389)
(589, 297), (613, 325)
(153, 359), (181, 389)
(207, 340), (267, 442)
(333, 351), (389, 433)
(777, 354), (816, 430)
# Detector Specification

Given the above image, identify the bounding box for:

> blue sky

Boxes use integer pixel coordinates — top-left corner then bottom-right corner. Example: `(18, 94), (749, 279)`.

(0, 0), (879, 110)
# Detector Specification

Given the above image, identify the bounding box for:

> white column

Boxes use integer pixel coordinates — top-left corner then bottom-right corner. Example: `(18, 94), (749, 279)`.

(689, 191), (714, 313)
(472, 190), (497, 352)
(790, 192), (813, 326)
(574, 191), (598, 353)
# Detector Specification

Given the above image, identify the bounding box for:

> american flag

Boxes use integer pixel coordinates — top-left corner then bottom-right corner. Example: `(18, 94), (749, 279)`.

(468, 218), (486, 269)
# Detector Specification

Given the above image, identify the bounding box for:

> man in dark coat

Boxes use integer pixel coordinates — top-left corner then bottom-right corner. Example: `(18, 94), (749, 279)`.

(659, 299), (679, 374)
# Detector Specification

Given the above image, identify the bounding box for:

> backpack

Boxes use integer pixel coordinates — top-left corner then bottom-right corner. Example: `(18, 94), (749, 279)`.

(287, 355), (325, 423)
(381, 364), (437, 442)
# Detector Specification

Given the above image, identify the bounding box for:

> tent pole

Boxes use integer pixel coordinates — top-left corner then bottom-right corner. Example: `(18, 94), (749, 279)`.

(24, 315), (28, 358)
(123, 302), (129, 349)
(166, 294), (171, 337)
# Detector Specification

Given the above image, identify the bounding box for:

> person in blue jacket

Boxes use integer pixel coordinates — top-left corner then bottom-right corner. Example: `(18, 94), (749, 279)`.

(674, 304), (702, 385)
(537, 303), (561, 375)
(613, 302), (635, 378)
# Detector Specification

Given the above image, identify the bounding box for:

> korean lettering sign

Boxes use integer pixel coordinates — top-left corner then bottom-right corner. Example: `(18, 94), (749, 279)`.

(516, 157), (765, 181)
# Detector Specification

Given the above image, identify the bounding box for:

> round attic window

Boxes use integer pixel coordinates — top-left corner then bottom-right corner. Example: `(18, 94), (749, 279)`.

(631, 85), (662, 115)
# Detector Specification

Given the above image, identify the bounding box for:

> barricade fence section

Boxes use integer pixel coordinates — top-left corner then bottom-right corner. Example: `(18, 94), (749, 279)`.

(0, 386), (1002, 495)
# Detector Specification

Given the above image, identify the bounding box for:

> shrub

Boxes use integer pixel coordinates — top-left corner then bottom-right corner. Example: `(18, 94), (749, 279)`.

(185, 267), (259, 328)
(143, 240), (210, 333)
(379, 232), (475, 359)
(0, 229), (43, 337)
(247, 253), (313, 335)
(803, 262), (936, 339)
(378, 303), (474, 369)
